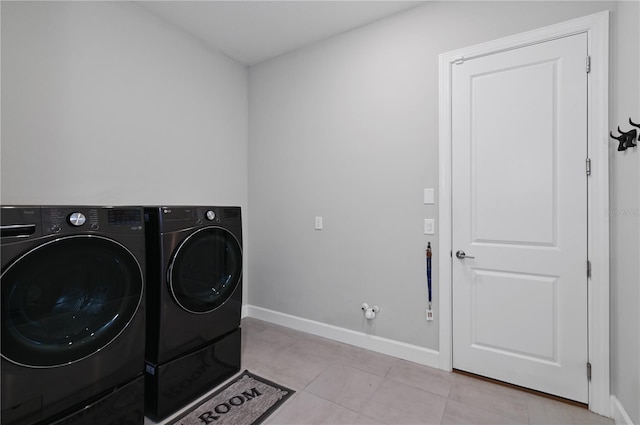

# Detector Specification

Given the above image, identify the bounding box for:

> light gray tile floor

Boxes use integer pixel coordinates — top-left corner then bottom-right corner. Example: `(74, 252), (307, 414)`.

(147, 318), (615, 425)
(242, 318), (613, 425)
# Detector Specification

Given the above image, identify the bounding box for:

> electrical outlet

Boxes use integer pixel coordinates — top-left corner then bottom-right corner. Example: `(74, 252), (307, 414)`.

(424, 219), (435, 235)
(426, 308), (434, 321)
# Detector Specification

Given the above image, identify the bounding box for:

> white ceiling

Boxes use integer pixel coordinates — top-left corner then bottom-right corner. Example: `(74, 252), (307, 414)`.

(136, 1), (426, 66)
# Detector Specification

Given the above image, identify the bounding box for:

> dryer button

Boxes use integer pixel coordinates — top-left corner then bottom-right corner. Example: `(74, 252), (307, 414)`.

(205, 210), (216, 221)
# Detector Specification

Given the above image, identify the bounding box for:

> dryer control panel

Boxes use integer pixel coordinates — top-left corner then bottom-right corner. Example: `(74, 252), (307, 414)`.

(156, 206), (241, 232)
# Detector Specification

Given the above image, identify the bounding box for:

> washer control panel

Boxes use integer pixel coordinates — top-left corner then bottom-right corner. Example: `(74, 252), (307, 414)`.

(42, 207), (143, 235)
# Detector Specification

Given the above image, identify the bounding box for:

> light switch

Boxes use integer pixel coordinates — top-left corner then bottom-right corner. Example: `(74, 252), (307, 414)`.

(424, 188), (435, 204)
(424, 219), (435, 235)
(315, 216), (323, 230)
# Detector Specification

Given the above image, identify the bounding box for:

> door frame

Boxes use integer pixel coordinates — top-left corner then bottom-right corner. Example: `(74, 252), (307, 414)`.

(438, 11), (610, 416)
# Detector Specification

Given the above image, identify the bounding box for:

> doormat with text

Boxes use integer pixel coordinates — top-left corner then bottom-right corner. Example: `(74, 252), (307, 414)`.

(170, 370), (294, 425)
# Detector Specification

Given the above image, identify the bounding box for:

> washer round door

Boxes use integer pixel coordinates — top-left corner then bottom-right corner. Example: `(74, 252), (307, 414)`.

(1, 236), (144, 368)
(168, 227), (242, 314)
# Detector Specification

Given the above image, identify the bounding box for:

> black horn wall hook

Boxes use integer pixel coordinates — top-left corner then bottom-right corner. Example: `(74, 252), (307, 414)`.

(610, 118), (640, 151)
(619, 126), (637, 149)
(610, 130), (627, 151)
(629, 118), (640, 141)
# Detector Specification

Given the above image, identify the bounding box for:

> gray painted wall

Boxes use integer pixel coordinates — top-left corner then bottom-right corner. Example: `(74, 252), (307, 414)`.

(1, 1), (248, 208)
(609, 1), (640, 422)
(248, 1), (638, 421)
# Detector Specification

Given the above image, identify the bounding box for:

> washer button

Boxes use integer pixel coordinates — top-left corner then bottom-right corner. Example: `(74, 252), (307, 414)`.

(68, 212), (86, 227)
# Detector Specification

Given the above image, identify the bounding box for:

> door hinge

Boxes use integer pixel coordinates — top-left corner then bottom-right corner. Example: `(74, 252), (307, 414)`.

(586, 56), (591, 73)
(586, 158), (591, 176)
(587, 260), (592, 278)
(587, 362), (592, 381)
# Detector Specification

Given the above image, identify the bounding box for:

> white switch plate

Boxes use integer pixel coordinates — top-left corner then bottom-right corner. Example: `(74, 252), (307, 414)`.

(424, 219), (435, 235)
(315, 216), (323, 230)
(424, 188), (435, 204)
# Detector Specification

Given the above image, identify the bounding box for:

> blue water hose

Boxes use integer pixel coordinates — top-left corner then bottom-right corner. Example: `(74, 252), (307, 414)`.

(426, 242), (432, 308)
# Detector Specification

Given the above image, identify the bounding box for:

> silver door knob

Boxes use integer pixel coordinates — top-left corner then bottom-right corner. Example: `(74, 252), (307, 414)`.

(456, 250), (475, 259)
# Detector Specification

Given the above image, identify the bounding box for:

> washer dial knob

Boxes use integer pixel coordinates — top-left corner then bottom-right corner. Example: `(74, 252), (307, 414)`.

(205, 210), (216, 221)
(68, 212), (86, 227)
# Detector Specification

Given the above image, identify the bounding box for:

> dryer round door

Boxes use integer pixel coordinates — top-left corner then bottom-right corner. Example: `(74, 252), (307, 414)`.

(168, 226), (242, 314)
(1, 235), (144, 368)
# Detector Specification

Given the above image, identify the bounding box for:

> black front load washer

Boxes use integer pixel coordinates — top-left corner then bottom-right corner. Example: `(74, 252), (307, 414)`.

(1, 206), (146, 425)
(143, 206), (242, 421)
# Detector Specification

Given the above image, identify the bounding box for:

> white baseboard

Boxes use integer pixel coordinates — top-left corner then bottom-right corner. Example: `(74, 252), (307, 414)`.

(610, 395), (634, 425)
(242, 304), (440, 369)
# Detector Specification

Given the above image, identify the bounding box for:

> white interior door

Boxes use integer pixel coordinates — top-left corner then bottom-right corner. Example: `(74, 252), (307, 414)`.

(451, 32), (589, 403)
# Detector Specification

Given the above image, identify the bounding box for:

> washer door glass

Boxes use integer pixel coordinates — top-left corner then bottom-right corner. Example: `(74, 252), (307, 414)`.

(1, 236), (143, 367)
(169, 227), (242, 314)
